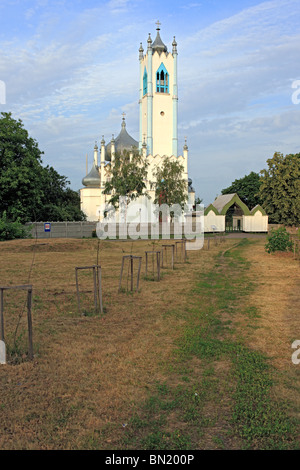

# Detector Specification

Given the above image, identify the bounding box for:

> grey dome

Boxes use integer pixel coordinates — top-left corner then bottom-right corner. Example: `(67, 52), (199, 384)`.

(188, 178), (195, 193)
(151, 27), (168, 55)
(82, 162), (100, 187)
(105, 117), (138, 161)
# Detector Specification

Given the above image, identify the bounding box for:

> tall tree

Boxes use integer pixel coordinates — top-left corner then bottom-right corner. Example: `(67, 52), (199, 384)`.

(259, 152), (300, 225)
(0, 112), (44, 222)
(103, 149), (149, 211)
(221, 171), (262, 209)
(0, 112), (85, 223)
(151, 156), (187, 209)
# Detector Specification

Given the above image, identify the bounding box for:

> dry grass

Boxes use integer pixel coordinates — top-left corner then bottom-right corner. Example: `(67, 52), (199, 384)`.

(241, 243), (300, 419)
(0, 235), (298, 449)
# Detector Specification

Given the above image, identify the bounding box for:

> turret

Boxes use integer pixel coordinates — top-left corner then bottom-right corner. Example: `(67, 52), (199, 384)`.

(94, 142), (98, 166)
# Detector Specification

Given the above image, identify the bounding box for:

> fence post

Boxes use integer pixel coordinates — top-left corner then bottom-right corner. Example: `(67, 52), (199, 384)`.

(0, 288), (4, 341)
(27, 288), (33, 360)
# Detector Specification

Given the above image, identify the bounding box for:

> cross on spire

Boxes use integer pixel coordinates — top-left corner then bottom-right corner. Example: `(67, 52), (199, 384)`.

(156, 20), (161, 30)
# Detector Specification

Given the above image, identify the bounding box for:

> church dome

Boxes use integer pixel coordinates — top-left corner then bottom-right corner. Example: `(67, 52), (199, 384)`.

(188, 178), (195, 193)
(105, 117), (138, 160)
(151, 24), (168, 55)
(82, 162), (100, 187)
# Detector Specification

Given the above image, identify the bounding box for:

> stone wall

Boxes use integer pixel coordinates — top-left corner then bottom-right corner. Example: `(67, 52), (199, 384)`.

(25, 222), (97, 239)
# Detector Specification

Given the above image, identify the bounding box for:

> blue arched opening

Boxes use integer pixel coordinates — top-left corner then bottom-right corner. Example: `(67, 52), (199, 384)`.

(156, 63), (169, 93)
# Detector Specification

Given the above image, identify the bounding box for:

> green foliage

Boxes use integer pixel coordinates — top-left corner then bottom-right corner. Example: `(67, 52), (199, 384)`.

(221, 171), (262, 210)
(152, 156), (187, 209)
(103, 149), (149, 209)
(0, 112), (85, 223)
(259, 152), (300, 225)
(194, 196), (203, 205)
(0, 212), (31, 241)
(265, 227), (293, 253)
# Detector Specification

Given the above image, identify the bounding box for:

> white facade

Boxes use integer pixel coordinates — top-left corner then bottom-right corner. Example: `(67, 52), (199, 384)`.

(204, 210), (225, 233)
(243, 211), (268, 232)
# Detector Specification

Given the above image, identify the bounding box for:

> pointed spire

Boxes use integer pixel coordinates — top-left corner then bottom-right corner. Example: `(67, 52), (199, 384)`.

(152, 20), (167, 54)
(147, 32), (152, 51)
(172, 36), (177, 55)
(139, 42), (144, 60)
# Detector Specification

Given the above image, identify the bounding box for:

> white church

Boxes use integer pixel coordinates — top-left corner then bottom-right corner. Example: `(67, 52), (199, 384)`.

(80, 22), (268, 233)
(80, 23), (195, 222)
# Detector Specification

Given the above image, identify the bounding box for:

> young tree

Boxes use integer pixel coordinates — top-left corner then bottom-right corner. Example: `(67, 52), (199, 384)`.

(221, 171), (262, 210)
(151, 156), (187, 209)
(103, 149), (149, 211)
(259, 152), (300, 225)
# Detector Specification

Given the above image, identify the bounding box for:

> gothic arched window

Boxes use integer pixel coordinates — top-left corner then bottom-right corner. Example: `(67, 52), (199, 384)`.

(143, 67), (147, 96)
(156, 63), (169, 93)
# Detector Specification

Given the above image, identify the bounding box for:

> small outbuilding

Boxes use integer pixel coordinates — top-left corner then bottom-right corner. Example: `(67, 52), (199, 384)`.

(204, 193), (268, 232)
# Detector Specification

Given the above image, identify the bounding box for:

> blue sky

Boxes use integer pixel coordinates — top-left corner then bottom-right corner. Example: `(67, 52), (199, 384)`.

(0, 0), (299, 206)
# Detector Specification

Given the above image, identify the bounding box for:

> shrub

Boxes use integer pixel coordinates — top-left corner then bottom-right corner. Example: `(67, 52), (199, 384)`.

(265, 227), (293, 253)
(0, 212), (31, 241)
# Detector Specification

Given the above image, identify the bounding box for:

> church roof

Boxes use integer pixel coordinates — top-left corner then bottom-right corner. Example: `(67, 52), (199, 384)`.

(82, 162), (100, 188)
(105, 117), (138, 160)
(151, 24), (168, 55)
(212, 193), (251, 215)
(212, 194), (237, 213)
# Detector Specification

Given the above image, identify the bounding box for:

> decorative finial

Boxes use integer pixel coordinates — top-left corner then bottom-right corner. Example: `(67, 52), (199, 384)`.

(121, 112), (126, 128)
(156, 20), (161, 30)
(139, 42), (144, 60)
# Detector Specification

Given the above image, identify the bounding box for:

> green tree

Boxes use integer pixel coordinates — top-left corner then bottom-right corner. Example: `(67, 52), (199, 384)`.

(0, 112), (85, 223)
(151, 156), (187, 208)
(38, 166), (85, 221)
(221, 171), (262, 209)
(259, 152), (300, 225)
(103, 149), (149, 210)
(0, 112), (45, 222)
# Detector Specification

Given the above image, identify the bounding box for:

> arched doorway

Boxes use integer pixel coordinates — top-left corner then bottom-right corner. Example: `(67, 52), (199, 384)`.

(225, 203), (244, 231)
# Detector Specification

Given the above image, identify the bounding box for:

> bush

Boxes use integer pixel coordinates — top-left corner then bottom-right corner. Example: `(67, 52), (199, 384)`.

(0, 212), (31, 241)
(265, 227), (293, 253)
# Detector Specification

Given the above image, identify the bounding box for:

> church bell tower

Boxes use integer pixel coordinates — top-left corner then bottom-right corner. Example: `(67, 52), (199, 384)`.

(139, 22), (178, 157)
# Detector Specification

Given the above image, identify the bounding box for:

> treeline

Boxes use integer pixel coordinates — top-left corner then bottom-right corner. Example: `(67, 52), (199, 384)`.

(0, 112), (85, 228)
(221, 152), (300, 226)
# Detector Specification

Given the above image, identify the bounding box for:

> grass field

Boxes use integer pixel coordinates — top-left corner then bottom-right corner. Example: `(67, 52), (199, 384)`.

(0, 235), (299, 450)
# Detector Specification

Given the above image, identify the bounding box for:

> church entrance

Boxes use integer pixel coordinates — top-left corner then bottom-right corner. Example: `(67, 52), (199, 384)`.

(225, 203), (243, 232)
